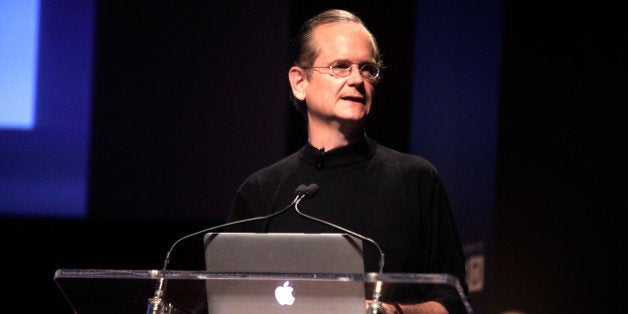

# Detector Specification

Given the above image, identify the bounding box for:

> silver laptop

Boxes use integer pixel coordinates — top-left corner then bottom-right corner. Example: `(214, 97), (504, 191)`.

(203, 232), (366, 314)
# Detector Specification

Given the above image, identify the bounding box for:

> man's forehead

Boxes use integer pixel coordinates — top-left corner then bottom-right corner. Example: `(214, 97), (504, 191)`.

(312, 23), (375, 60)
(313, 22), (368, 39)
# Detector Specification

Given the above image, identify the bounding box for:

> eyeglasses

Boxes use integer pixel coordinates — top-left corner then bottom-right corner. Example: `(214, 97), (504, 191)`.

(302, 61), (381, 81)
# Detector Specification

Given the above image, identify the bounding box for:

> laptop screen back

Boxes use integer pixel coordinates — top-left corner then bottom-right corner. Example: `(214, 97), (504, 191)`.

(203, 232), (366, 314)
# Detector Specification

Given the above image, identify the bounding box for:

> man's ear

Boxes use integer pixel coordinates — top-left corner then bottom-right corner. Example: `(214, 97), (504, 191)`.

(288, 66), (307, 101)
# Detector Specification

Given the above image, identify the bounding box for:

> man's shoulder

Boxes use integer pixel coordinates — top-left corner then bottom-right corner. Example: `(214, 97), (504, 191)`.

(374, 143), (438, 172)
(240, 151), (301, 185)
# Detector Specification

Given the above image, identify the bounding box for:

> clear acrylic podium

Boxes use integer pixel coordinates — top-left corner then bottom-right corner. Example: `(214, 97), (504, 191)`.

(54, 269), (473, 313)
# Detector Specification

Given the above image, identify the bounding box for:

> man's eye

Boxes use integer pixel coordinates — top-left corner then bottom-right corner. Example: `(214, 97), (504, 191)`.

(332, 62), (352, 70)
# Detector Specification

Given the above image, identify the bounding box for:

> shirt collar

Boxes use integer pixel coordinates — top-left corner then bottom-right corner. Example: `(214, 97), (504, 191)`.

(299, 134), (376, 169)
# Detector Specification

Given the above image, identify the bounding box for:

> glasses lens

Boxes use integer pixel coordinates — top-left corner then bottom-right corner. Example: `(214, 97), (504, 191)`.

(331, 62), (352, 77)
(360, 63), (380, 79)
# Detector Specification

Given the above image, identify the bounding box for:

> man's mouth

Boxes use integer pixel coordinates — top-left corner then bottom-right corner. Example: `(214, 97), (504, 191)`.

(341, 96), (365, 104)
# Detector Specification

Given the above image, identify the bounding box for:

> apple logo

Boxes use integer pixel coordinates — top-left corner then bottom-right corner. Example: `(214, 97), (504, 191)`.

(274, 281), (296, 305)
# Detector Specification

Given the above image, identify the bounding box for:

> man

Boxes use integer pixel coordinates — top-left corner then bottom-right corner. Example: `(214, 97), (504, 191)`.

(227, 9), (468, 313)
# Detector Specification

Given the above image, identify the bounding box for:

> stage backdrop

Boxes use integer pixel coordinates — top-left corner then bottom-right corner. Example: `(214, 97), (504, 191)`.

(410, 1), (502, 311)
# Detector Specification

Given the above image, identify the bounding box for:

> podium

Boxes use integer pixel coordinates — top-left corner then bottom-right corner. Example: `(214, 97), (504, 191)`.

(54, 269), (473, 313)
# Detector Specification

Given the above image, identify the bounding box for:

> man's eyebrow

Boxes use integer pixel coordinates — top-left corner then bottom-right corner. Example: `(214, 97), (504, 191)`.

(328, 59), (350, 65)
(329, 59), (377, 65)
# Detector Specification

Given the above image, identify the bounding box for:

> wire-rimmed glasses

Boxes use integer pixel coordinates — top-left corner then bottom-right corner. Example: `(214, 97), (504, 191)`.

(301, 61), (382, 81)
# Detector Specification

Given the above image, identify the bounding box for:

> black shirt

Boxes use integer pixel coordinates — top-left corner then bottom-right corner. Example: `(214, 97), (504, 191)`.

(228, 134), (469, 312)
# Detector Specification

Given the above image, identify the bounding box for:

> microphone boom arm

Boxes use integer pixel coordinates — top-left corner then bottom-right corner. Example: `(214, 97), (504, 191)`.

(294, 201), (385, 274)
(149, 193), (306, 313)
(162, 193), (305, 272)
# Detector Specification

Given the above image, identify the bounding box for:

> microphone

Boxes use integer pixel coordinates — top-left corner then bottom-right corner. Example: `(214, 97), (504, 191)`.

(147, 185), (311, 314)
(293, 183), (388, 314)
(296, 183), (319, 199)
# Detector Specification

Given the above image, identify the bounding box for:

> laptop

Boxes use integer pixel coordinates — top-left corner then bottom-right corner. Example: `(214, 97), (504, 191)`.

(203, 232), (366, 314)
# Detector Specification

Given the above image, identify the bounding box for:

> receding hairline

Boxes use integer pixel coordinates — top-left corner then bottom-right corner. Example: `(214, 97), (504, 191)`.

(309, 21), (378, 62)
(291, 9), (382, 68)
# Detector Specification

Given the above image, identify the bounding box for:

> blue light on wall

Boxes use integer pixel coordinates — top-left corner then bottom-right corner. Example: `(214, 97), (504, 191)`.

(0, 0), (95, 218)
(0, 0), (39, 129)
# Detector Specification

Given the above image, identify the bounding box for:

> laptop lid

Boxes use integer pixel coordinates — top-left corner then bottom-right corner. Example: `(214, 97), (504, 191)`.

(203, 232), (366, 314)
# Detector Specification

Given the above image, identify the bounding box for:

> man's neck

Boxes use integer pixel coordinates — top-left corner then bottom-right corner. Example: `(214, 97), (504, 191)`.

(307, 119), (364, 151)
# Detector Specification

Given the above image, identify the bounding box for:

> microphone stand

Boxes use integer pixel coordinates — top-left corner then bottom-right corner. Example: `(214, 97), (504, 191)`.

(146, 287), (171, 314)
(367, 279), (385, 314)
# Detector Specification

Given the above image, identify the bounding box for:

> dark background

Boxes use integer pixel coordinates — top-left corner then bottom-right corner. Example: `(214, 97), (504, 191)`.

(1, 1), (624, 313)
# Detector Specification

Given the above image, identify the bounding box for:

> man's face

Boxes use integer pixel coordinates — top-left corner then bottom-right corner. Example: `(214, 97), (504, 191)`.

(302, 22), (377, 130)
